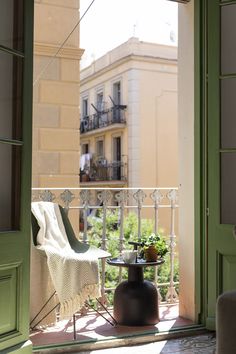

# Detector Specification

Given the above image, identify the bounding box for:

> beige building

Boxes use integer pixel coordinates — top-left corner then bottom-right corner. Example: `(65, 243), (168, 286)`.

(80, 38), (178, 227)
(80, 37), (178, 191)
(32, 0), (83, 189)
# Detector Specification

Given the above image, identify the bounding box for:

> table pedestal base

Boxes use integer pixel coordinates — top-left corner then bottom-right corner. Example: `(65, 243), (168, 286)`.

(113, 279), (159, 326)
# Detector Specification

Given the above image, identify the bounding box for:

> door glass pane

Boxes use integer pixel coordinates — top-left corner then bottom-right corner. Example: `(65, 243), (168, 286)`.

(0, 0), (24, 51)
(0, 51), (23, 140)
(0, 143), (21, 231)
(221, 153), (236, 224)
(221, 4), (236, 75)
(112, 137), (121, 180)
(96, 140), (104, 157)
(113, 137), (121, 161)
(82, 98), (88, 117)
(221, 78), (236, 149)
(97, 92), (104, 111)
(113, 82), (121, 105)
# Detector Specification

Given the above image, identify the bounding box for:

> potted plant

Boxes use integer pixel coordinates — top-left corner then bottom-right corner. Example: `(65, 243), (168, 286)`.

(141, 233), (169, 262)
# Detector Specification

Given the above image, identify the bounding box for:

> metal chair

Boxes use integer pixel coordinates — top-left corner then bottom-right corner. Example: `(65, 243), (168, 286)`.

(30, 202), (112, 339)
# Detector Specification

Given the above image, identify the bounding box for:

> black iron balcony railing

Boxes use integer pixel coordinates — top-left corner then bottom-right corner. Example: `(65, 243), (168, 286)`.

(80, 160), (127, 183)
(80, 105), (127, 134)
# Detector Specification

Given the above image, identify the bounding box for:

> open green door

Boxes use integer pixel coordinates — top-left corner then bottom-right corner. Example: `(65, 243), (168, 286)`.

(0, 1), (34, 353)
(207, 0), (236, 329)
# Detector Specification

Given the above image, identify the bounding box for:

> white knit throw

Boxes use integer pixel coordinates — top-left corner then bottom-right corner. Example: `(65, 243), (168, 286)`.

(31, 202), (100, 320)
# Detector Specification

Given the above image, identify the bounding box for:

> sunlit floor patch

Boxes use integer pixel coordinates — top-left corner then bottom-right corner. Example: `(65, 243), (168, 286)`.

(76, 333), (216, 354)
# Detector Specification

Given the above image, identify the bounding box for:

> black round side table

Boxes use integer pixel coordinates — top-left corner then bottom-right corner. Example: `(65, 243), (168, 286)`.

(106, 258), (164, 326)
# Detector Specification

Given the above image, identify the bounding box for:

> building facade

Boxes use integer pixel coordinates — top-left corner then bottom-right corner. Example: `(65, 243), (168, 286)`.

(80, 37), (178, 191)
(80, 37), (178, 229)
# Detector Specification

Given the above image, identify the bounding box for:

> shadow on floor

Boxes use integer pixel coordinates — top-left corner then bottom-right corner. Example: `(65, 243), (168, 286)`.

(30, 303), (195, 348)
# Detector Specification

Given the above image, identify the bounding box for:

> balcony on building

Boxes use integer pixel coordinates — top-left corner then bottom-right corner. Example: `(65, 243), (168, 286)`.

(80, 155), (127, 186)
(80, 104), (127, 136)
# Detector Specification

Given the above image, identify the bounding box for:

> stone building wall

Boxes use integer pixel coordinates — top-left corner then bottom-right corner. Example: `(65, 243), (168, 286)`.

(33, 0), (83, 189)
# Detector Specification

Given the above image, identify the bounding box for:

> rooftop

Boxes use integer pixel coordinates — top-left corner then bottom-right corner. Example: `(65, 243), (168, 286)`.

(80, 37), (177, 81)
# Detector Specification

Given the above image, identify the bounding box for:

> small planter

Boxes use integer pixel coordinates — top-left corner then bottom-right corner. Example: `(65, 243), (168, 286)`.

(79, 222), (84, 231)
(144, 245), (158, 262)
(81, 174), (89, 182)
(138, 233), (169, 262)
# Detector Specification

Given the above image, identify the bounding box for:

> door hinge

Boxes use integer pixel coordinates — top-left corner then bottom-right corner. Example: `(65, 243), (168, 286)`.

(206, 208), (210, 216)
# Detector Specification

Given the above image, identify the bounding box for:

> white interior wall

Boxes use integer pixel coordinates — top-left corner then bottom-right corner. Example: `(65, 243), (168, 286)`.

(178, 0), (195, 321)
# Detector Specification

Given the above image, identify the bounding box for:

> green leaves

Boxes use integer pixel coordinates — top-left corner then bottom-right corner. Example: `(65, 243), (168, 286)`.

(141, 233), (169, 257)
(84, 210), (175, 304)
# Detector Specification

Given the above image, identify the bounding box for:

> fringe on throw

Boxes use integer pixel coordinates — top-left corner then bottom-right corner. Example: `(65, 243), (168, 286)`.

(59, 283), (101, 320)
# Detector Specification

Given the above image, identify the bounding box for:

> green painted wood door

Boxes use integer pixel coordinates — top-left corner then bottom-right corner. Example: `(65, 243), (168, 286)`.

(207, 0), (236, 329)
(0, 1), (34, 352)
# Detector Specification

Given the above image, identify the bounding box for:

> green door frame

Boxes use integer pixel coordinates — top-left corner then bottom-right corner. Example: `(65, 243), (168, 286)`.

(204, 0), (236, 329)
(0, 1), (34, 353)
(194, 0), (236, 330)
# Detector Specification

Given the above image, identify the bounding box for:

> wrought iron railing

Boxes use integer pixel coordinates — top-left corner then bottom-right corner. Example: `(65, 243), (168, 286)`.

(80, 105), (126, 134)
(31, 187), (179, 304)
(80, 161), (127, 182)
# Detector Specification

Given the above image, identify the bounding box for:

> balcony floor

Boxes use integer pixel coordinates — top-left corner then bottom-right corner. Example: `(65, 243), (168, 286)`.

(30, 303), (199, 350)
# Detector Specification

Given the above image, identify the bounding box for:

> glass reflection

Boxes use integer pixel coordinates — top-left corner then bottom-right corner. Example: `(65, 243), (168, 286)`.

(221, 153), (236, 224)
(221, 78), (236, 149)
(0, 143), (21, 231)
(0, 51), (23, 140)
(221, 4), (236, 75)
(0, 0), (23, 51)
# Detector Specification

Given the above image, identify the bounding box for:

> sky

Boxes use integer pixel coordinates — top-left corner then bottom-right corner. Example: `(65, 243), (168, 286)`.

(80, 0), (178, 69)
